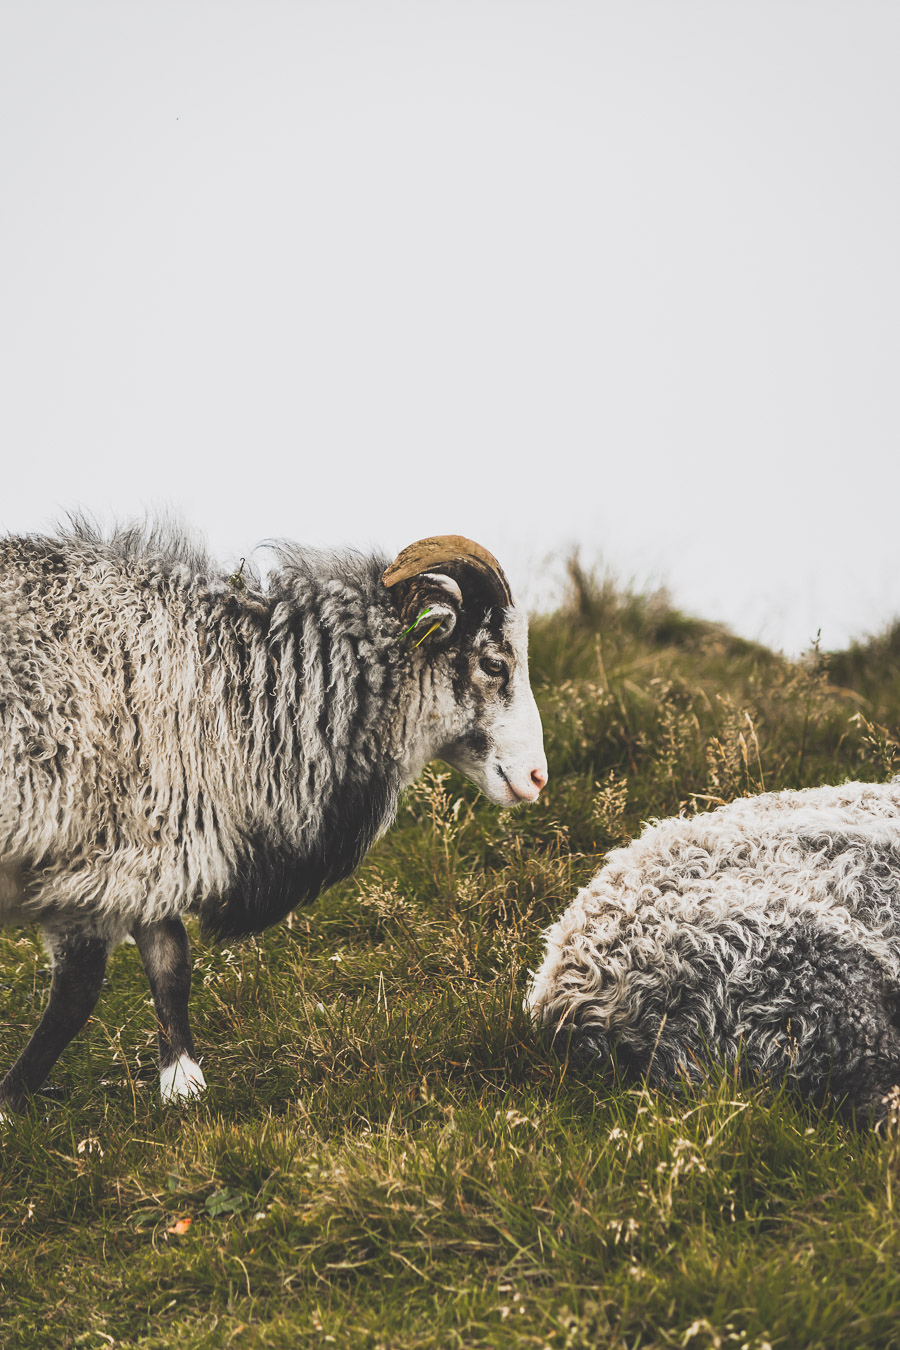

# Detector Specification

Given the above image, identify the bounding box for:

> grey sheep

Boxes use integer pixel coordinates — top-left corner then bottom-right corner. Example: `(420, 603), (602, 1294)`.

(0, 521), (547, 1113)
(528, 779), (900, 1125)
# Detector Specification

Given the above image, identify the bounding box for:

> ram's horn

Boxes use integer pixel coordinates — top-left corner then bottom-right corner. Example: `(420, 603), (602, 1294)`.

(382, 535), (512, 606)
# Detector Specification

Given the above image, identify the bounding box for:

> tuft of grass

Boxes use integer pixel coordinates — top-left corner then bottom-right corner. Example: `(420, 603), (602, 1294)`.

(2, 565), (900, 1347)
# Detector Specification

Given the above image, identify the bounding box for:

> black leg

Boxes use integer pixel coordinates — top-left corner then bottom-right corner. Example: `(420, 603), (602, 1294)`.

(132, 917), (206, 1102)
(0, 930), (110, 1115)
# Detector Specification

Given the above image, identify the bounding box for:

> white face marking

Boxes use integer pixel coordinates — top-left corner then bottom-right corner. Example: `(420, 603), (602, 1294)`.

(160, 1055), (207, 1103)
(442, 606), (548, 807)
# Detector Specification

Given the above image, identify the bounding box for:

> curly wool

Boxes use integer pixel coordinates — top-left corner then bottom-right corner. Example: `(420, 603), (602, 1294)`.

(528, 779), (900, 1123)
(0, 521), (438, 941)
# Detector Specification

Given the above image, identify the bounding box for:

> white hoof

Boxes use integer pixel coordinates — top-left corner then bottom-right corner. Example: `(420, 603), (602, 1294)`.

(160, 1056), (207, 1104)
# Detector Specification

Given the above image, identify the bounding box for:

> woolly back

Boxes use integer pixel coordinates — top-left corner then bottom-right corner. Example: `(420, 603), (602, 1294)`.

(0, 526), (405, 935)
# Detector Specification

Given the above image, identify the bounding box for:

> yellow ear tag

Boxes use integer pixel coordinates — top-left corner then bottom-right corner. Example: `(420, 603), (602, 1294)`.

(412, 620), (443, 649)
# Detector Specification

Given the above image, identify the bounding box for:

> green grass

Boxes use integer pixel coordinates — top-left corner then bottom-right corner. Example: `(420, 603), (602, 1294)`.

(2, 559), (900, 1348)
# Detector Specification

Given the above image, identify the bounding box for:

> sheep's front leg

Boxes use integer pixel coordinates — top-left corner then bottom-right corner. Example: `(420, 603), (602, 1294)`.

(133, 918), (207, 1103)
(0, 930), (111, 1116)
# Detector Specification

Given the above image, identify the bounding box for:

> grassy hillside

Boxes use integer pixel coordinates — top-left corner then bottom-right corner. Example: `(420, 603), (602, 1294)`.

(2, 564), (900, 1349)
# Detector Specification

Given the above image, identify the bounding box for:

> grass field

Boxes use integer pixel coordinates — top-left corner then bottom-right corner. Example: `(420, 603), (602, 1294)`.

(2, 562), (900, 1349)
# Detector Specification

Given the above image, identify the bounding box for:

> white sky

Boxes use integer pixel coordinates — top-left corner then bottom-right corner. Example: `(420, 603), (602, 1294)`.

(2, 1), (898, 654)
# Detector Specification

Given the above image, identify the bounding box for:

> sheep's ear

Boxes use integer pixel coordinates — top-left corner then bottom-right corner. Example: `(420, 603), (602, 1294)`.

(394, 572), (461, 646)
(404, 601), (457, 646)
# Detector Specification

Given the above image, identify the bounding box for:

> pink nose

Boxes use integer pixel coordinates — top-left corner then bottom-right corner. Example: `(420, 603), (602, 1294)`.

(530, 767), (548, 792)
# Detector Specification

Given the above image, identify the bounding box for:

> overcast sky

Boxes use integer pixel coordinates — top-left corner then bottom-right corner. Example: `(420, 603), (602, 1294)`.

(2, 1), (898, 654)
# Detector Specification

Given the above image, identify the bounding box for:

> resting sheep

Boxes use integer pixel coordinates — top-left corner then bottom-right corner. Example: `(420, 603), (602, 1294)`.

(528, 779), (900, 1125)
(0, 522), (547, 1113)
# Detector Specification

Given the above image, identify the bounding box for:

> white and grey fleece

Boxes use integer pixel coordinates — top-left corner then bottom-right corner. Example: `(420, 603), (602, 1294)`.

(529, 779), (900, 1125)
(0, 521), (543, 941)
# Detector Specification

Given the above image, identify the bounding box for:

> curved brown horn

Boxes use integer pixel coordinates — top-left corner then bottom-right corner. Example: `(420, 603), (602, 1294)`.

(382, 535), (512, 606)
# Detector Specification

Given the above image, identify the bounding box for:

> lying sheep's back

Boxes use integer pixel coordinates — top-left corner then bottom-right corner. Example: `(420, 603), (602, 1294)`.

(528, 780), (900, 1107)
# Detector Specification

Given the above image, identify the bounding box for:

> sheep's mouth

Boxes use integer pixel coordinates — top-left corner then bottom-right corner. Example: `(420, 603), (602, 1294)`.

(496, 765), (528, 804)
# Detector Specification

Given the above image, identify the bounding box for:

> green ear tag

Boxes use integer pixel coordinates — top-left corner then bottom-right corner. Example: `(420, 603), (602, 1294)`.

(396, 606), (437, 642)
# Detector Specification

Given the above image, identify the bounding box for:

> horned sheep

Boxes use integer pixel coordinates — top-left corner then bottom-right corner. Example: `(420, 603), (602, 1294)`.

(528, 779), (900, 1126)
(0, 522), (547, 1114)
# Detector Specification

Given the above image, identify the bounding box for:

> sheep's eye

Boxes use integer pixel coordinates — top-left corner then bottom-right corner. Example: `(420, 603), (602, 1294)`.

(479, 656), (508, 679)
